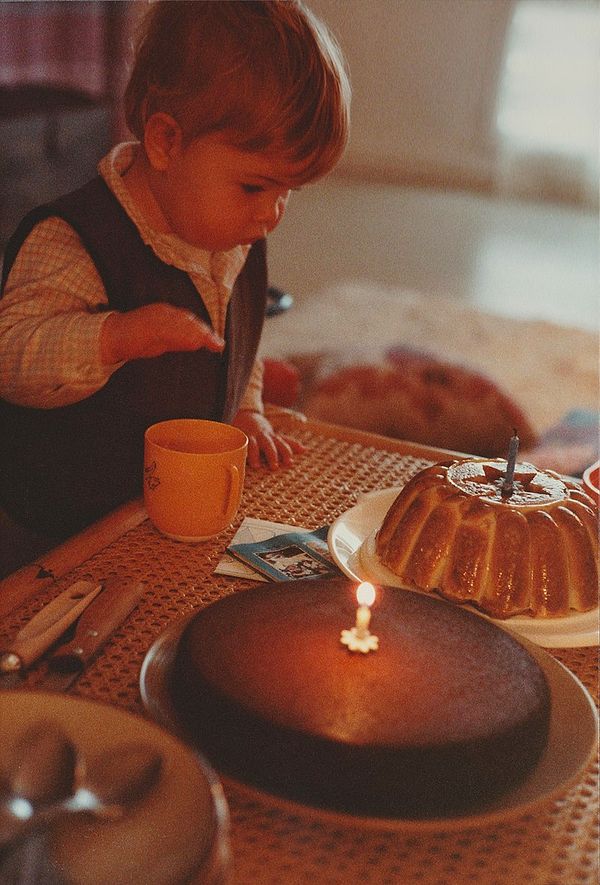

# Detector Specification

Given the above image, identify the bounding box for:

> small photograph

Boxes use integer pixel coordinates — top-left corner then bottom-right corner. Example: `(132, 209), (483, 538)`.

(257, 545), (333, 580)
(228, 525), (341, 582)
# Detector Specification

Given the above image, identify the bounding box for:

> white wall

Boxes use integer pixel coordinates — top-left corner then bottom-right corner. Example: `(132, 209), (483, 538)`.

(310, 0), (515, 189)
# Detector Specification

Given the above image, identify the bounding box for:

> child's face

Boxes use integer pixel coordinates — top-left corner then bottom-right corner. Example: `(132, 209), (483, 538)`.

(151, 132), (305, 251)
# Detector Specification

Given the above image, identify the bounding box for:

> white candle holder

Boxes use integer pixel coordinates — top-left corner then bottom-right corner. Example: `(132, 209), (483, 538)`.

(340, 626), (379, 654)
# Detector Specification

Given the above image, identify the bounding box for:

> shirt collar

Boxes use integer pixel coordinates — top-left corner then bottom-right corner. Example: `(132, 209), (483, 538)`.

(98, 142), (249, 288)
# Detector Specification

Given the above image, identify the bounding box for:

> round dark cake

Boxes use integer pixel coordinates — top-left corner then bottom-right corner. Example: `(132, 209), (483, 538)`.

(171, 577), (551, 818)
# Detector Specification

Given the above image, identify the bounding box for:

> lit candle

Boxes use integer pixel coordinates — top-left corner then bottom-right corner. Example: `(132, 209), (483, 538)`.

(340, 582), (379, 653)
(501, 429), (519, 499)
(355, 582), (375, 637)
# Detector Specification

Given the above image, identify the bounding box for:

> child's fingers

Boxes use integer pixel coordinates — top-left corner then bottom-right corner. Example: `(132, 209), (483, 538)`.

(165, 309), (225, 352)
(246, 435), (262, 469)
(244, 428), (280, 470)
(271, 434), (295, 467)
(253, 432), (302, 470)
(101, 304), (224, 363)
(232, 411), (304, 470)
(257, 432), (280, 471)
(281, 434), (306, 454)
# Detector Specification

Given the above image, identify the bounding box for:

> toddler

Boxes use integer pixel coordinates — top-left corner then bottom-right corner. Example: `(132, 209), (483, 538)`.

(0, 0), (350, 551)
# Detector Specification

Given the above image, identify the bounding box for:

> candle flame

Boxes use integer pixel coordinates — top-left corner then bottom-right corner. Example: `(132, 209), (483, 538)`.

(356, 582), (375, 607)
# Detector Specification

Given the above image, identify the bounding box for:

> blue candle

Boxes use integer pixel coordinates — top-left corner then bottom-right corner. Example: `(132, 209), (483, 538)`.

(501, 430), (519, 498)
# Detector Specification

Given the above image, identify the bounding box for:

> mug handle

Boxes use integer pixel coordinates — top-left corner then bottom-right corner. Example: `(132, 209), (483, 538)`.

(223, 465), (241, 521)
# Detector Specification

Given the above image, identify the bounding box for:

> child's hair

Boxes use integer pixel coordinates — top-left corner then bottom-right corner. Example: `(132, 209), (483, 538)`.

(124, 0), (351, 184)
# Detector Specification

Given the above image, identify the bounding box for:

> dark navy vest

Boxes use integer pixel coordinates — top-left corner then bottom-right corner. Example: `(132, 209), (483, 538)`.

(0, 177), (266, 539)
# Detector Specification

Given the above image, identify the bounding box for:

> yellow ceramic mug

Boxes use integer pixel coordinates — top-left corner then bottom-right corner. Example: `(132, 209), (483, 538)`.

(144, 419), (248, 541)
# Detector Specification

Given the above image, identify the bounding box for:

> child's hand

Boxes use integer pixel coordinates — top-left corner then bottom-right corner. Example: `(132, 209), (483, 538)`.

(232, 410), (305, 470)
(101, 303), (224, 364)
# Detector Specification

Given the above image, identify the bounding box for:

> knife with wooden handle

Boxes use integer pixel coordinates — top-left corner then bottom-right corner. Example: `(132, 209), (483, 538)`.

(0, 580), (103, 680)
(37, 577), (145, 692)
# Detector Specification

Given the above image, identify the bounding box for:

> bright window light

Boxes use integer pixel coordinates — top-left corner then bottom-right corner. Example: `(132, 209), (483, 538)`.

(496, 0), (599, 158)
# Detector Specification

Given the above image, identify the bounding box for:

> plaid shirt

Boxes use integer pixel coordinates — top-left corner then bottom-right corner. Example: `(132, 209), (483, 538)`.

(0, 142), (263, 411)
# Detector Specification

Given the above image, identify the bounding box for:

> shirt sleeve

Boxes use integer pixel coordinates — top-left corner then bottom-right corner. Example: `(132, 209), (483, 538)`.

(0, 217), (123, 408)
(238, 357), (265, 414)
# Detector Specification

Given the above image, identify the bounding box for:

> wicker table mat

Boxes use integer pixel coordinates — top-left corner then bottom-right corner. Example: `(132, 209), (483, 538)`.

(1, 421), (598, 885)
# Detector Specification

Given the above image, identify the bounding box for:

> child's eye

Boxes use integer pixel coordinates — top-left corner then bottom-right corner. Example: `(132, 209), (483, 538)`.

(241, 184), (264, 194)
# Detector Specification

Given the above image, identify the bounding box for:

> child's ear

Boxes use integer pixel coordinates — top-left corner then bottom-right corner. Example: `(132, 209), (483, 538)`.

(143, 113), (183, 170)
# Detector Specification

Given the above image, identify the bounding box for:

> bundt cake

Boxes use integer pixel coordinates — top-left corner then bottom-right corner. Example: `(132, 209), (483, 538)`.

(375, 458), (599, 619)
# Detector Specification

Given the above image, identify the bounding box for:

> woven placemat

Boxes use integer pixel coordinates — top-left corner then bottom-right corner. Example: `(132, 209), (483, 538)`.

(1, 422), (597, 885)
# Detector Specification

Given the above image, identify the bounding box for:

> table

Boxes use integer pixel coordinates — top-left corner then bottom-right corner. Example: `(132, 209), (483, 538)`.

(1, 419), (598, 885)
